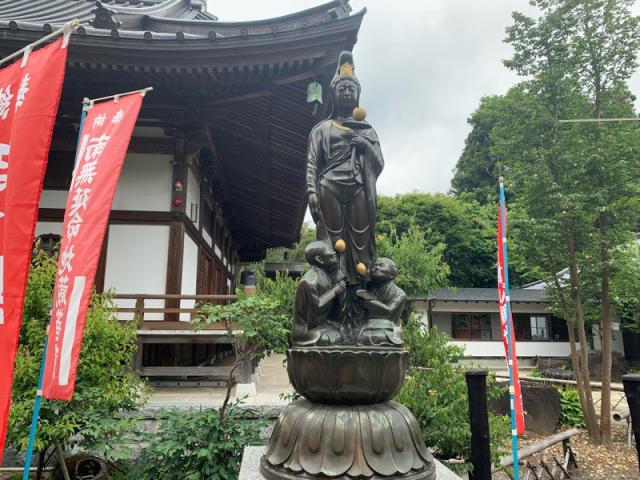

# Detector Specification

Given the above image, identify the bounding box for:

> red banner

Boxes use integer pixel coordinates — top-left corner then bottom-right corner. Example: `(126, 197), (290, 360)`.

(43, 91), (145, 401)
(0, 37), (69, 462)
(497, 206), (525, 435)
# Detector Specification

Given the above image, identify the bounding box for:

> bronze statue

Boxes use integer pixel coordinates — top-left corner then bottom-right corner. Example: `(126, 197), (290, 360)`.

(261, 51), (437, 480)
(306, 51), (384, 285)
(292, 241), (346, 347)
(357, 257), (406, 346)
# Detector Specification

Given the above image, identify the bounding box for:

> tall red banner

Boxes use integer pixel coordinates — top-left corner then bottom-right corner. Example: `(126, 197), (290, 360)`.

(0, 37), (69, 462)
(43, 92), (145, 401)
(497, 206), (525, 435)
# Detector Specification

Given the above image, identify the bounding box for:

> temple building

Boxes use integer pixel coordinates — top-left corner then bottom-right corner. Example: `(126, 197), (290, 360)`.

(413, 288), (572, 365)
(0, 0), (363, 383)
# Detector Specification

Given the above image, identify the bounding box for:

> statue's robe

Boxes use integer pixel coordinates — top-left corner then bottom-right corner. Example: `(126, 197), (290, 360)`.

(306, 119), (384, 284)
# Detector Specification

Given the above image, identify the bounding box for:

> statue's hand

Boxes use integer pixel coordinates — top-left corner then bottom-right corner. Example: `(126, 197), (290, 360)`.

(333, 280), (347, 294)
(308, 192), (321, 223)
(350, 135), (369, 153)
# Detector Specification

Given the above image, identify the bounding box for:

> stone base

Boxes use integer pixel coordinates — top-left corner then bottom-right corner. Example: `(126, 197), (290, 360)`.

(240, 447), (459, 480)
(260, 399), (437, 480)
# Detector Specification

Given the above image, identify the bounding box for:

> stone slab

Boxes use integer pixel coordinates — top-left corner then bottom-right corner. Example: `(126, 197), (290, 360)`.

(239, 446), (461, 480)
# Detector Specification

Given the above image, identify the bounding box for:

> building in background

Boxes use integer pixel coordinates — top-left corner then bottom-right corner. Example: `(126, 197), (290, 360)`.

(0, 0), (363, 383)
(413, 288), (572, 365)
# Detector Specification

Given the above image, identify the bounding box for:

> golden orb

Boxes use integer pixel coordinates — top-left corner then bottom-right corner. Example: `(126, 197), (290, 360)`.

(356, 262), (367, 276)
(352, 107), (367, 121)
(334, 239), (346, 253)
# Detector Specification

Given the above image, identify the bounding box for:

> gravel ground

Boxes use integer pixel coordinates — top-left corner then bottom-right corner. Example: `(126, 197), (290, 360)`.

(504, 423), (638, 479)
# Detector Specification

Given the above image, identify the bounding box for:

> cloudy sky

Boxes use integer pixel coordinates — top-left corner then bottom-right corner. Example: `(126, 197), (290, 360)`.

(212, 1), (640, 197)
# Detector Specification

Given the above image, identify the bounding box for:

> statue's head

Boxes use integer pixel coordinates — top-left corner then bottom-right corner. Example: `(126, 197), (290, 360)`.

(369, 258), (398, 283)
(305, 241), (339, 273)
(330, 51), (361, 112)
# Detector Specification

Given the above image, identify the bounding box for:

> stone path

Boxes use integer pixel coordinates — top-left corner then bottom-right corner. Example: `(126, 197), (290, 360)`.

(147, 353), (293, 409)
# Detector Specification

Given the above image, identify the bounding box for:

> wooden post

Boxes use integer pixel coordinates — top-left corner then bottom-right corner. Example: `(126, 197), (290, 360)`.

(465, 369), (491, 480)
(134, 296), (144, 322)
(165, 128), (187, 321)
(622, 374), (640, 472)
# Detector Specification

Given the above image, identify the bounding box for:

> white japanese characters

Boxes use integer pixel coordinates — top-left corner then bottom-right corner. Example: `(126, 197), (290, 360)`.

(0, 85), (13, 121)
(15, 73), (30, 112)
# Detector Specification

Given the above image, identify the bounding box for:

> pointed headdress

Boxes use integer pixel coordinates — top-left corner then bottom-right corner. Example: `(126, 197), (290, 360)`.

(330, 51), (361, 93)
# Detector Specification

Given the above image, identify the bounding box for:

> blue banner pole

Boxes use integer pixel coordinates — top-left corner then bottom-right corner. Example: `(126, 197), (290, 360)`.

(21, 332), (48, 480)
(499, 179), (520, 479)
(21, 100), (90, 480)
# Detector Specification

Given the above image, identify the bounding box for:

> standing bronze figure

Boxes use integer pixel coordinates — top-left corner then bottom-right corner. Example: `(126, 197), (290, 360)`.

(306, 51), (384, 286)
(260, 51), (437, 480)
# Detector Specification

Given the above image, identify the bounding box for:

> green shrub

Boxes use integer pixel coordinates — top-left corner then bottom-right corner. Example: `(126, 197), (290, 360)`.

(558, 388), (585, 427)
(134, 404), (262, 480)
(396, 319), (510, 471)
(7, 248), (149, 463)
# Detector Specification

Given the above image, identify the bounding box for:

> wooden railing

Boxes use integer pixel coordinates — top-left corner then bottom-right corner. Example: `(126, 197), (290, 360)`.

(112, 293), (237, 324)
(112, 293), (244, 384)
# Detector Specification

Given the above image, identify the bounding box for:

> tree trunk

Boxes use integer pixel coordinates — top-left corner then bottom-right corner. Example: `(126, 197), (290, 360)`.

(35, 448), (47, 480)
(55, 443), (71, 480)
(567, 233), (601, 443)
(599, 219), (612, 444)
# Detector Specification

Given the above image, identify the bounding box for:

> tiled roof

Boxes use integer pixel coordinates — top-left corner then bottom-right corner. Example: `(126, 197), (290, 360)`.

(423, 288), (548, 303)
(0, 0), (216, 26)
(0, 0), (356, 41)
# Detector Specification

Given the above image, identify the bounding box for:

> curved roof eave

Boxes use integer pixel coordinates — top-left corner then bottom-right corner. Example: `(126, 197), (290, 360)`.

(0, 10), (364, 52)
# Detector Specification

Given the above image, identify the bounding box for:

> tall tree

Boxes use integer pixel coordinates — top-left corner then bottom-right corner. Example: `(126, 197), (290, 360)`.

(451, 95), (513, 204)
(377, 192), (538, 289)
(501, 0), (640, 444)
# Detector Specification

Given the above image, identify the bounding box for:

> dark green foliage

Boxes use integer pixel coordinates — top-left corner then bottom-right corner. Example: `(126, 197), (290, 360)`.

(197, 273), (296, 358)
(7, 248), (148, 460)
(376, 224), (449, 297)
(558, 388), (586, 427)
(135, 404), (262, 480)
(377, 193), (538, 288)
(451, 95), (512, 205)
(396, 319), (510, 470)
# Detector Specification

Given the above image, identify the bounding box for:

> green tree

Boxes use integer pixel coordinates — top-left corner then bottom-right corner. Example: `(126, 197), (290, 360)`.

(377, 193), (537, 288)
(376, 224), (449, 297)
(499, 0), (640, 444)
(196, 274), (294, 420)
(8, 248), (148, 473)
(451, 95), (512, 205)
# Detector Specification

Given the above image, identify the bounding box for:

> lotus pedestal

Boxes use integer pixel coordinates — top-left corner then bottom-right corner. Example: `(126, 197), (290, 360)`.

(260, 347), (437, 480)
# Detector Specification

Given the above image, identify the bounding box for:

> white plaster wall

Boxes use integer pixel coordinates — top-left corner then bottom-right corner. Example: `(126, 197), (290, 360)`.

(186, 168), (200, 228)
(111, 153), (172, 211)
(180, 235), (199, 321)
(39, 190), (68, 209)
(202, 229), (213, 248)
(35, 221), (63, 236)
(454, 341), (572, 358)
(104, 224), (169, 321)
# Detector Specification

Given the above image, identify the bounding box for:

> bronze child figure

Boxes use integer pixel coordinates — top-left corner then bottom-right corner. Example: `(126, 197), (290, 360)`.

(357, 257), (406, 346)
(292, 241), (346, 347)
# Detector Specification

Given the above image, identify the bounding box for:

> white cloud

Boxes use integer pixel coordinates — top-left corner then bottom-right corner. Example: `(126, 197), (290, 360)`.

(213, 1), (640, 195)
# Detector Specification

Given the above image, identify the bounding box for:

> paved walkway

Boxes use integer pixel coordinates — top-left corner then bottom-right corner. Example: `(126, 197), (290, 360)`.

(148, 353), (293, 409)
